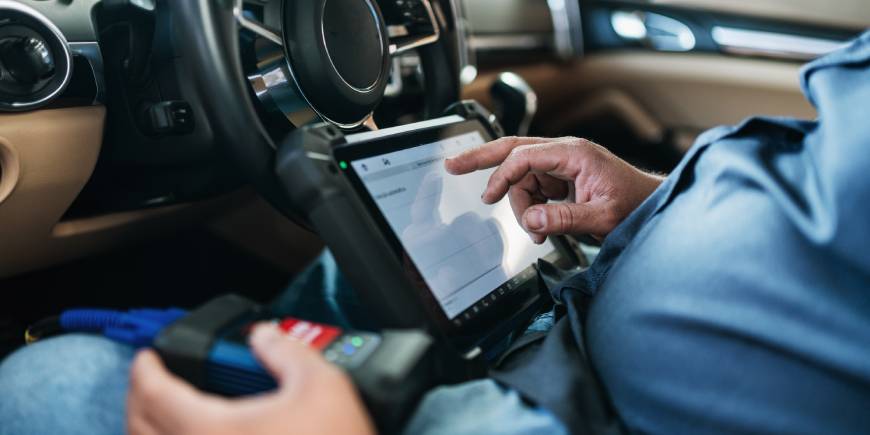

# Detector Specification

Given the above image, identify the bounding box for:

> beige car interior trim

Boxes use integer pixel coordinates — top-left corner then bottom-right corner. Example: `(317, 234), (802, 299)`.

(0, 106), (104, 277)
(52, 203), (197, 237)
(638, 0), (870, 30)
(464, 51), (816, 145)
(0, 107), (252, 278)
(544, 88), (665, 143)
(0, 137), (20, 205)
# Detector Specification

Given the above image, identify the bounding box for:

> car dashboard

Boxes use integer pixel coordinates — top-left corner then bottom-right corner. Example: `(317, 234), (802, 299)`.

(0, 0), (866, 278)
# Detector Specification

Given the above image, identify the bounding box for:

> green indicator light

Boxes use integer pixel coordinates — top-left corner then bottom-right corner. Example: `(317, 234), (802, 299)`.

(351, 336), (364, 347)
(339, 161), (348, 170)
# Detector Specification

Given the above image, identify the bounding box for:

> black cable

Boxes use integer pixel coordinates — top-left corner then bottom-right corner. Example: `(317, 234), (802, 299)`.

(24, 316), (62, 344)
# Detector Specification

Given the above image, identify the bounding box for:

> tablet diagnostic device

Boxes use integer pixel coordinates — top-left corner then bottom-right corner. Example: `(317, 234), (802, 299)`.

(333, 116), (562, 350)
(276, 104), (573, 354)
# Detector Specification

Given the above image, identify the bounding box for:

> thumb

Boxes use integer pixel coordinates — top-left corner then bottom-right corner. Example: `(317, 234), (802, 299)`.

(128, 349), (219, 426)
(249, 323), (328, 387)
(130, 349), (205, 402)
(521, 202), (616, 238)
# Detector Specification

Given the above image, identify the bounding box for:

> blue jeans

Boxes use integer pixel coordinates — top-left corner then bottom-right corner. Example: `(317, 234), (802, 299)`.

(0, 251), (566, 435)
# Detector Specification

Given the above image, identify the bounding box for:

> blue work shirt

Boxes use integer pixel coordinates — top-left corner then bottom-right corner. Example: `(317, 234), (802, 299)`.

(500, 31), (870, 434)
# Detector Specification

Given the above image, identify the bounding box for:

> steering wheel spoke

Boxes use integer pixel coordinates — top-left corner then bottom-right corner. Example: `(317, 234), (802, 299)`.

(170, 0), (460, 227)
(386, 0), (440, 56)
(234, 0), (282, 46)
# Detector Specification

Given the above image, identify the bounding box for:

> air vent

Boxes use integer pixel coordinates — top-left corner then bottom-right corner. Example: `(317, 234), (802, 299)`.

(0, 0), (72, 111)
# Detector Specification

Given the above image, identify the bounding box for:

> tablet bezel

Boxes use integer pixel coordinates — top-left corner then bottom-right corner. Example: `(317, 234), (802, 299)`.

(333, 118), (563, 351)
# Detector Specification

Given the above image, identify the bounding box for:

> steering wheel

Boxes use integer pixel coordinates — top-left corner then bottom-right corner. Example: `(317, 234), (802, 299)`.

(169, 0), (462, 225)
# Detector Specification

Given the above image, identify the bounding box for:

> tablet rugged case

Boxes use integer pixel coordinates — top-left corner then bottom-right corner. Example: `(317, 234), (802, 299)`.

(274, 101), (501, 343)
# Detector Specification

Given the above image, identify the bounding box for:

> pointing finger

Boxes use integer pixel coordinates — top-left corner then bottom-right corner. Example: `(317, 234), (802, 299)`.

(482, 142), (580, 204)
(444, 136), (554, 175)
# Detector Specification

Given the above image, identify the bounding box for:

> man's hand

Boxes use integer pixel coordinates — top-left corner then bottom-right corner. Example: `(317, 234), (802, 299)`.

(127, 323), (375, 435)
(445, 136), (664, 243)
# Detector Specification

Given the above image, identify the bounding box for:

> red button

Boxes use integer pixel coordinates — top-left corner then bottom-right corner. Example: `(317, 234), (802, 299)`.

(278, 318), (342, 350)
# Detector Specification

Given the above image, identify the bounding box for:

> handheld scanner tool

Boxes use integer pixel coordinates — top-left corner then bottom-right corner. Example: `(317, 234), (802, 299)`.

(153, 294), (436, 433)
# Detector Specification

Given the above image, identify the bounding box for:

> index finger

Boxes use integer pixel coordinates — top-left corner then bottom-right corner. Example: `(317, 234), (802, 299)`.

(444, 136), (553, 175)
(482, 142), (579, 204)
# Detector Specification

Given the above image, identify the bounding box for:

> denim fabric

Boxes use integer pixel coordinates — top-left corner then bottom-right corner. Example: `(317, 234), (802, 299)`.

(0, 335), (133, 435)
(0, 251), (566, 435)
(403, 380), (567, 435)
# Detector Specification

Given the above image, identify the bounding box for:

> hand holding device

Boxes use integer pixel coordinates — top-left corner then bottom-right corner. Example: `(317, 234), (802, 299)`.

(127, 323), (374, 435)
(445, 136), (665, 242)
(30, 295), (434, 435)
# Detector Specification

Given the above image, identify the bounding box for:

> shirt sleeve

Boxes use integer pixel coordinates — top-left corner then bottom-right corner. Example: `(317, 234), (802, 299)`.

(800, 30), (870, 269)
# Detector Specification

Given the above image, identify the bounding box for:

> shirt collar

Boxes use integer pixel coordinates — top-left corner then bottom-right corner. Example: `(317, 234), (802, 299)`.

(801, 30), (870, 108)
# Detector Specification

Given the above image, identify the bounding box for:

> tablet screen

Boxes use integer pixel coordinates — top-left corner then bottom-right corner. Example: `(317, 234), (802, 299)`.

(345, 128), (554, 319)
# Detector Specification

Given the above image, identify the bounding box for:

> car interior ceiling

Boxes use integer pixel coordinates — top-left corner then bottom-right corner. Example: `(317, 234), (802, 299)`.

(0, 0), (867, 359)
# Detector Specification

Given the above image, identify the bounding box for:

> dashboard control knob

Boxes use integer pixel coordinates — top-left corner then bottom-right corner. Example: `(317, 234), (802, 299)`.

(0, 36), (55, 90)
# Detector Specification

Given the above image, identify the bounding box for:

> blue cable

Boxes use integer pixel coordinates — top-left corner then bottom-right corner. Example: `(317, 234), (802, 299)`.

(59, 307), (188, 347)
